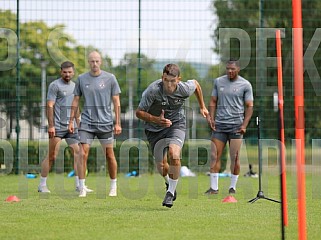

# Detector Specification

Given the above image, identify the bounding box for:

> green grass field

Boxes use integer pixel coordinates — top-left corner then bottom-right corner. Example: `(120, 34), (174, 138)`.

(0, 171), (320, 240)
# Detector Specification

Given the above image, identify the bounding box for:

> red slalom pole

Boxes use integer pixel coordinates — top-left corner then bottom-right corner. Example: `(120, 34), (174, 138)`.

(292, 1), (307, 240)
(276, 29), (288, 228)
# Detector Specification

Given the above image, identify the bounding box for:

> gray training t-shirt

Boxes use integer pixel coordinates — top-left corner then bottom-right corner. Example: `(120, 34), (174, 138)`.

(138, 79), (196, 132)
(212, 75), (253, 132)
(47, 78), (76, 130)
(73, 70), (121, 132)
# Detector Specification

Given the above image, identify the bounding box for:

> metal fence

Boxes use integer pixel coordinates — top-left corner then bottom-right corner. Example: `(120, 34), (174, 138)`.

(1, 0), (321, 172)
(0, 0), (217, 142)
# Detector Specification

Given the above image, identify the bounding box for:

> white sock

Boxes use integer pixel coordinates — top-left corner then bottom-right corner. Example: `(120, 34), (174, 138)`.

(110, 179), (117, 189)
(75, 176), (79, 188)
(229, 174), (239, 190)
(168, 178), (178, 195)
(79, 179), (85, 189)
(210, 173), (219, 190)
(164, 174), (170, 184)
(40, 176), (47, 187)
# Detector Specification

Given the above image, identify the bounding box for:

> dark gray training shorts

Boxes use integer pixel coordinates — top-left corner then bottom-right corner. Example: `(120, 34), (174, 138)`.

(79, 130), (114, 145)
(55, 130), (80, 145)
(145, 127), (185, 159)
(211, 131), (243, 144)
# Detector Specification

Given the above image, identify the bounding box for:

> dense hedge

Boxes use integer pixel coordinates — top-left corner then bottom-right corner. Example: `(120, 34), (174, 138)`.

(6, 138), (307, 175)
(4, 138), (312, 175)
(5, 138), (306, 176)
(0, 139), (233, 175)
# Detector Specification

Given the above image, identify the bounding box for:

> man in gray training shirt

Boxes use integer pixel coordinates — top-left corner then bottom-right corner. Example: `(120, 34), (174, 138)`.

(204, 59), (254, 196)
(38, 61), (82, 193)
(69, 51), (121, 198)
(136, 63), (209, 208)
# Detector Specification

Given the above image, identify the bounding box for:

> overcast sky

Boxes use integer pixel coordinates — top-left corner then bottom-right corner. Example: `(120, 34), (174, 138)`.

(1, 0), (218, 65)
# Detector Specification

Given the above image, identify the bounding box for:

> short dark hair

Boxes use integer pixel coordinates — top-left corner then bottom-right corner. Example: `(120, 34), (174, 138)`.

(227, 59), (240, 67)
(60, 61), (74, 69)
(163, 63), (180, 77)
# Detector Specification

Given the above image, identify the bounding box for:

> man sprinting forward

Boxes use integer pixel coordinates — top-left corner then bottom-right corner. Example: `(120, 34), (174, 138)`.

(136, 63), (209, 208)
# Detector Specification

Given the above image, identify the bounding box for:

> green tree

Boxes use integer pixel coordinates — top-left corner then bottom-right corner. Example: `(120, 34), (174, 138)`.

(211, 0), (321, 142)
(203, 64), (220, 99)
(0, 10), (18, 138)
(0, 10), (96, 139)
(113, 53), (160, 112)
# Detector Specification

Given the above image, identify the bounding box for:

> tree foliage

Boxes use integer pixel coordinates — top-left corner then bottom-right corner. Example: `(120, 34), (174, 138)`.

(113, 52), (160, 111)
(0, 10), (105, 139)
(0, 10), (213, 140)
(211, 0), (321, 142)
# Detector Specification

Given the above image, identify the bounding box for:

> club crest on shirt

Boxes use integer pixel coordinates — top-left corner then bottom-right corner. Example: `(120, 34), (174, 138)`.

(99, 83), (105, 88)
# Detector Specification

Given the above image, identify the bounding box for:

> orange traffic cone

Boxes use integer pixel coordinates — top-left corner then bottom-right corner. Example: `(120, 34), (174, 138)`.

(5, 195), (21, 202)
(222, 195), (237, 203)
